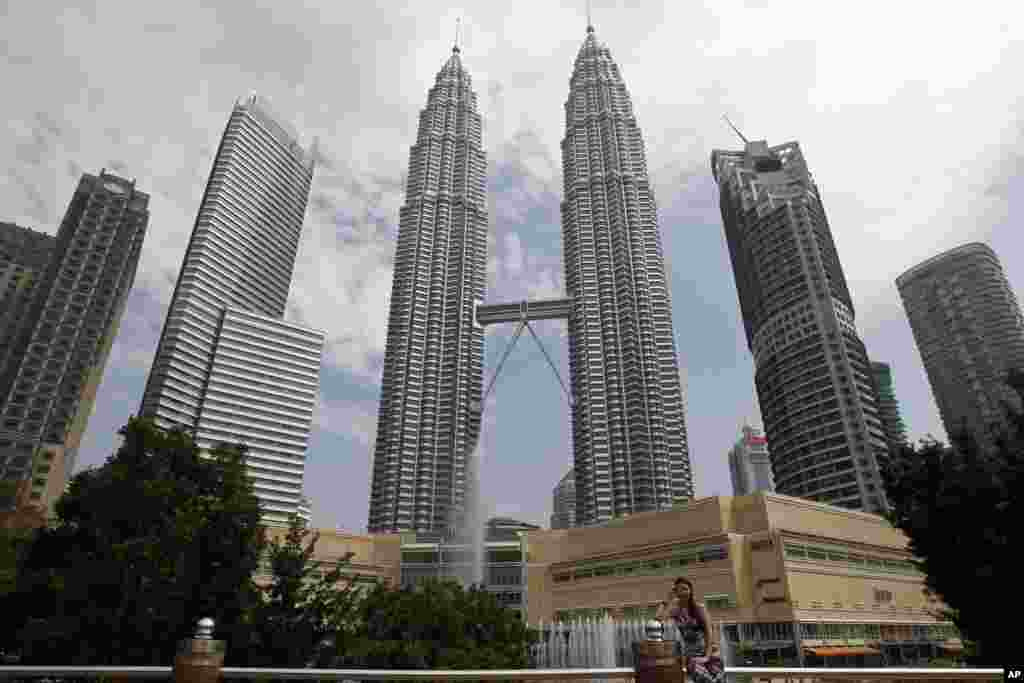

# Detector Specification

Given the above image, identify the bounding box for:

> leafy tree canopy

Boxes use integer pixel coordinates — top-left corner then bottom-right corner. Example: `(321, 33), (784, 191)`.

(3, 417), (266, 665)
(335, 577), (537, 671)
(882, 369), (1024, 665)
(231, 514), (361, 668)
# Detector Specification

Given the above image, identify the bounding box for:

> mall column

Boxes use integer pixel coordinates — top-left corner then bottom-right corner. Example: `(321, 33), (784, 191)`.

(174, 618), (225, 683)
(634, 620), (686, 683)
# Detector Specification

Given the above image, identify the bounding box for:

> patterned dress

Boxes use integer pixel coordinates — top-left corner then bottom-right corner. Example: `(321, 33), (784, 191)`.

(670, 606), (725, 683)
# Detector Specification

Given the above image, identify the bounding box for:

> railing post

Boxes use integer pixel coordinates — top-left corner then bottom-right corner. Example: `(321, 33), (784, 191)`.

(633, 620), (686, 683)
(174, 618), (225, 683)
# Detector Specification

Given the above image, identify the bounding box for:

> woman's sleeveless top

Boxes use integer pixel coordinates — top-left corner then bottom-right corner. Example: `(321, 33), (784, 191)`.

(671, 607), (707, 657)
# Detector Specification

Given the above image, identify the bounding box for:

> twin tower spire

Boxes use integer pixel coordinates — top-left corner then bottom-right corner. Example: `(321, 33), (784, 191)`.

(367, 23), (693, 534)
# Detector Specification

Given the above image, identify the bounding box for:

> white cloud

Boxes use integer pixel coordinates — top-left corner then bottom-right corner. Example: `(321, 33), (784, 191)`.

(314, 393), (379, 447)
(504, 231), (525, 277)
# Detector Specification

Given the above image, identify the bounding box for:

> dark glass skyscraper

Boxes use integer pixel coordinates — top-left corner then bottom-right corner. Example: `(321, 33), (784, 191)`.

(550, 467), (576, 529)
(897, 243), (1024, 450)
(0, 172), (148, 515)
(869, 361), (908, 454)
(561, 26), (693, 525)
(713, 140), (889, 513)
(368, 46), (487, 534)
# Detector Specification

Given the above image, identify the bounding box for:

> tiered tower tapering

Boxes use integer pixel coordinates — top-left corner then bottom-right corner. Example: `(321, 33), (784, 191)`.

(560, 26), (694, 525)
(368, 45), (488, 534)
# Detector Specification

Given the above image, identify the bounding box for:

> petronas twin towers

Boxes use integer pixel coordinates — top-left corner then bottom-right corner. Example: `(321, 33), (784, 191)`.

(368, 26), (692, 533)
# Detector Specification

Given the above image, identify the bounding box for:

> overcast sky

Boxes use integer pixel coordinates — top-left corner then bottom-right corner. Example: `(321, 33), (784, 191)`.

(2, 0), (1022, 531)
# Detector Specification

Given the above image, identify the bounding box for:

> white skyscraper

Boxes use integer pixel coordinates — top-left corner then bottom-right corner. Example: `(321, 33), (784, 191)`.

(141, 95), (322, 525)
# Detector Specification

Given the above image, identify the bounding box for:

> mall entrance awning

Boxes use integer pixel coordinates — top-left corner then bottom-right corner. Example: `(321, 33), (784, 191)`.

(804, 646), (881, 657)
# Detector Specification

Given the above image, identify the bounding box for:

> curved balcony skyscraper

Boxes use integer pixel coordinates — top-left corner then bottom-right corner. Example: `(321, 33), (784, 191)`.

(368, 46), (488, 534)
(897, 243), (1024, 450)
(561, 26), (693, 525)
(713, 140), (889, 513)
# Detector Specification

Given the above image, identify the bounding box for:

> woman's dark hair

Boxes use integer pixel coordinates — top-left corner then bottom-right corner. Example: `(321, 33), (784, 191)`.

(673, 577), (705, 629)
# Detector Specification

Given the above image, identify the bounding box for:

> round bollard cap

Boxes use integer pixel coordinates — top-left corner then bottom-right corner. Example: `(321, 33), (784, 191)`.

(645, 619), (664, 641)
(195, 617), (215, 639)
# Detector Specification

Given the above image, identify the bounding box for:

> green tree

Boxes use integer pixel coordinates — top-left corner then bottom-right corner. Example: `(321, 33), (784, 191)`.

(2, 417), (267, 665)
(882, 370), (1024, 665)
(232, 514), (361, 668)
(336, 577), (537, 671)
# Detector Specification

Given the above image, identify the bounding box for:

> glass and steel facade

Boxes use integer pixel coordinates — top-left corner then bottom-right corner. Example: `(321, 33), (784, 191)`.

(368, 47), (488, 534)
(560, 27), (693, 525)
(712, 141), (888, 513)
(728, 425), (775, 496)
(896, 243), (1024, 450)
(0, 172), (148, 514)
(140, 95), (321, 524)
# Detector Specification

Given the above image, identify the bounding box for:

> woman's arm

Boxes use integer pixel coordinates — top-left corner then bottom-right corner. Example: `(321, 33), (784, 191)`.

(655, 600), (670, 622)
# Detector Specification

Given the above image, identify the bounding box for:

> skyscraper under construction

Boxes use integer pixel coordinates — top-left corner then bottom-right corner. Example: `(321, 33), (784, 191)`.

(713, 139), (889, 513)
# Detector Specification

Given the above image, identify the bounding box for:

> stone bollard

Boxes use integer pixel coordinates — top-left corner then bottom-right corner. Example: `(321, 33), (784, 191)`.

(633, 620), (686, 683)
(174, 618), (225, 683)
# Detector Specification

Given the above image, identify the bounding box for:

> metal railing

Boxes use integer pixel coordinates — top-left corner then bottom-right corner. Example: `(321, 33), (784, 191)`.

(0, 619), (1004, 682)
(0, 666), (1007, 681)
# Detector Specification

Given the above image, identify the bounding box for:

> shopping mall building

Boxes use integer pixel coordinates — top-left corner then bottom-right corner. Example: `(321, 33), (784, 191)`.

(264, 493), (962, 667)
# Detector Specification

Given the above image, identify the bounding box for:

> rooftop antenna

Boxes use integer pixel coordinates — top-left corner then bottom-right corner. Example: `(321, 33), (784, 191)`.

(586, 0), (594, 31)
(722, 114), (749, 145)
(454, 17), (462, 52)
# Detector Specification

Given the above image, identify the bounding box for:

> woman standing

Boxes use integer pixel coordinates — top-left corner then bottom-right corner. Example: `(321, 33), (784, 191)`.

(655, 577), (725, 683)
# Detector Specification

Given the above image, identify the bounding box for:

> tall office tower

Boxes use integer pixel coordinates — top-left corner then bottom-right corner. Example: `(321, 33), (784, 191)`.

(713, 140), (889, 513)
(869, 361), (908, 455)
(561, 25), (693, 526)
(897, 243), (1024, 450)
(0, 173), (148, 515)
(728, 424), (775, 496)
(550, 467), (577, 529)
(367, 45), (487, 534)
(140, 96), (322, 525)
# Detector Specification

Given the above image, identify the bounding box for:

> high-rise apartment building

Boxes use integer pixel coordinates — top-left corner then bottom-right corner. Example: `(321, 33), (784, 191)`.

(0, 172), (148, 515)
(368, 45), (488, 534)
(896, 243), (1024, 450)
(550, 467), (576, 529)
(869, 361), (908, 454)
(561, 26), (693, 525)
(0, 224), (55, 379)
(140, 95), (322, 525)
(713, 140), (889, 513)
(728, 425), (774, 496)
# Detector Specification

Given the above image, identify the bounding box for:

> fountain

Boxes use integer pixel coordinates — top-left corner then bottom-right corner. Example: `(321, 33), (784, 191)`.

(531, 617), (685, 672)
(446, 401), (486, 589)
